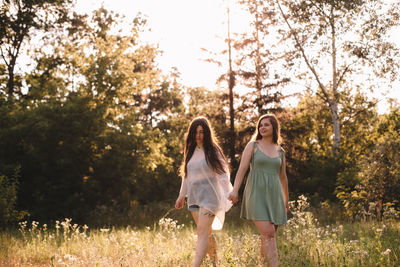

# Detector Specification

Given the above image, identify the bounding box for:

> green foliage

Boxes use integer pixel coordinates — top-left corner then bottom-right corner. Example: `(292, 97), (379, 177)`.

(280, 92), (337, 201)
(336, 108), (400, 219)
(0, 5), (188, 225)
(0, 168), (27, 226)
(0, 0), (73, 97)
(281, 88), (385, 209)
(1, 96), (105, 222)
(0, 0), (399, 227)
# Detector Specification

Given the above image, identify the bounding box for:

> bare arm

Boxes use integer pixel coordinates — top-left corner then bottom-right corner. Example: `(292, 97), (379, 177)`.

(279, 152), (289, 211)
(228, 141), (254, 204)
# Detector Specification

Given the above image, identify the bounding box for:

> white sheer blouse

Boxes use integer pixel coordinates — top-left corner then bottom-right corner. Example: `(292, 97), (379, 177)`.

(179, 146), (233, 230)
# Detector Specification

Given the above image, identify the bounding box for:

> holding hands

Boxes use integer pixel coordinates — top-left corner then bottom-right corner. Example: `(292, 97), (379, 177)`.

(228, 190), (239, 205)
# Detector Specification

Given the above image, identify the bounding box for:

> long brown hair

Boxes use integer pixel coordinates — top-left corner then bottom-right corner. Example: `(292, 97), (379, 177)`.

(179, 116), (228, 178)
(251, 114), (281, 145)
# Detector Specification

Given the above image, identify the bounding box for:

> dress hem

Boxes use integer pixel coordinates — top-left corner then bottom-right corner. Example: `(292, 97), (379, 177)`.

(240, 216), (287, 225)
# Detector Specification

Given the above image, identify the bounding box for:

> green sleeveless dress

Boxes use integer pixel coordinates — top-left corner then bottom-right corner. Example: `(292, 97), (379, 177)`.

(240, 142), (287, 224)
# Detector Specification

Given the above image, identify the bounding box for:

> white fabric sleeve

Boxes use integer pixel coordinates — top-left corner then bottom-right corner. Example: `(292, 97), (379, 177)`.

(216, 152), (231, 181)
(217, 162), (233, 192)
(216, 152), (233, 211)
(178, 177), (187, 197)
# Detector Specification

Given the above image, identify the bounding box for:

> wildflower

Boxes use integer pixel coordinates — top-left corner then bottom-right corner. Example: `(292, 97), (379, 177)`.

(19, 221), (27, 230)
(32, 221), (39, 229)
(382, 249), (391, 256)
(100, 228), (110, 233)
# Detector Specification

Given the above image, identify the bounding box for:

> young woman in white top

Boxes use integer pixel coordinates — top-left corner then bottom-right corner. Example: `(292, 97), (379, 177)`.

(175, 116), (233, 267)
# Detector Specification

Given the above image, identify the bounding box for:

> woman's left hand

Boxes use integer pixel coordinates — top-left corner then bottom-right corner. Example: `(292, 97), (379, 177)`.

(175, 195), (185, 209)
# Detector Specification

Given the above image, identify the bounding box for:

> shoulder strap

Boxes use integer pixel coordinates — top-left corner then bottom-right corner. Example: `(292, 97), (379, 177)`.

(251, 141), (257, 168)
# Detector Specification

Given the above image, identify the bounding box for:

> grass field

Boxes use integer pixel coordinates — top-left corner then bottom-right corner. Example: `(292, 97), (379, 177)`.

(1, 196), (399, 266)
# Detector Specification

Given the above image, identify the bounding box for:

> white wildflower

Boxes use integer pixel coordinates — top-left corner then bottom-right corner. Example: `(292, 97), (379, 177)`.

(382, 249), (391, 256)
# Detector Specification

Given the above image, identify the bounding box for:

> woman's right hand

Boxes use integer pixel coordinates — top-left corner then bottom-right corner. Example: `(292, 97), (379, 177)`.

(228, 190), (239, 204)
(175, 195), (185, 209)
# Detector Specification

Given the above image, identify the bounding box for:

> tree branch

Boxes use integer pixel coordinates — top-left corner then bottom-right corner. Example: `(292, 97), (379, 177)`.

(310, 0), (329, 24)
(341, 100), (380, 127)
(0, 46), (10, 67)
(276, 0), (333, 107)
(336, 60), (359, 88)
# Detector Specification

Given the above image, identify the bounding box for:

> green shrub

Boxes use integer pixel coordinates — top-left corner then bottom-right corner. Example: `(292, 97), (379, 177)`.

(0, 168), (27, 226)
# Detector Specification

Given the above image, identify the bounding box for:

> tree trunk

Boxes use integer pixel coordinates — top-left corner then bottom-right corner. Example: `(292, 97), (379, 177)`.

(331, 102), (340, 157)
(227, 6), (236, 169)
(277, 0), (341, 159)
(254, 0), (263, 114)
(330, 8), (340, 158)
(7, 64), (15, 97)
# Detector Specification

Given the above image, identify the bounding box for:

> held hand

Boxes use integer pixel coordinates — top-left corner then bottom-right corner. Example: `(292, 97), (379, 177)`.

(285, 201), (289, 212)
(175, 195), (185, 209)
(228, 190), (239, 205)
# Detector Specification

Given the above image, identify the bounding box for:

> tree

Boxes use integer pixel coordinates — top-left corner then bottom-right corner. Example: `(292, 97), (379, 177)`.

(236, 0), (290, 115)
(279, 88), (379, 202)
(227, 5), (237, 169)
(274, 0), (400, 159)
(0, 0), (72, 98)
(337, 107), (400, 219)
(185, 86), (232, 154)
(280, 91), (337, 201)
(0, 6), (187, 224)
(201, 2), (238, 170)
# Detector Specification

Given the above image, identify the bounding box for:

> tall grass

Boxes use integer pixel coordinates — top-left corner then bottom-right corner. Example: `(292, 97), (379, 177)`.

(1, 196), (399, 266)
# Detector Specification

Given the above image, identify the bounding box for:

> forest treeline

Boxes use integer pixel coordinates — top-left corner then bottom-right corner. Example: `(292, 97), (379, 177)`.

(1, 0), (399, 227)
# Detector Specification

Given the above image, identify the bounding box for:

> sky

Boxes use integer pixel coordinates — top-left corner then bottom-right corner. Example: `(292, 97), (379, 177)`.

(75, 0), (240, 89)
(74, 0), (400, 112)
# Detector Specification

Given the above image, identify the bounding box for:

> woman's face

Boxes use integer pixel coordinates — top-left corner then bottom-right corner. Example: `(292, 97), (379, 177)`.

(195, 125), (204, 146)
(259, 118), (273, 137)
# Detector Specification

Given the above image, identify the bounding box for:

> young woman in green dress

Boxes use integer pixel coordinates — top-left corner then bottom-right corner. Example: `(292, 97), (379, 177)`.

(228, 114), (289, 267)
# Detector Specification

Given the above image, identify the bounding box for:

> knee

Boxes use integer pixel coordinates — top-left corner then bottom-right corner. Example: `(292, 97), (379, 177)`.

(260, 230), (275, 240)
(197, 225), (209, 237)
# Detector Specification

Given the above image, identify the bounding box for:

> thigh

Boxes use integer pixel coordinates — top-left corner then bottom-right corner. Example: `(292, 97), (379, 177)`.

(197, 207), (215, 231)
(191, 210), (199, 225)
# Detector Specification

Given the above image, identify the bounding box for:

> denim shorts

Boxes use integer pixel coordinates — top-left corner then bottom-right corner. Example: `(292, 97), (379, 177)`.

(188, 204), (200, 211)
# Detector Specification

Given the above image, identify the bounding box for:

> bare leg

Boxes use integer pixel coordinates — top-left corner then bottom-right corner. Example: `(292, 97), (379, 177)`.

(253, 220), (278, 267)
(191, 208), (216, 267)
(208, 233), (218, 265)
(190, 211), (218, 263)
